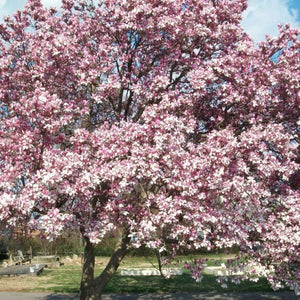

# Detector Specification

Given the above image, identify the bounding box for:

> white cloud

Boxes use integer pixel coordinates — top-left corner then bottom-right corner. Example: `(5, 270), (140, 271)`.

(0, 0), (8, 22)
(0, 0), (7, 8)
(242, 0), (300, 43)
(41, 0), (62, 8)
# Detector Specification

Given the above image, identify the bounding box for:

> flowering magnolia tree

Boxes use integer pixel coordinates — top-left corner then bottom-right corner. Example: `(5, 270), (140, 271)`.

(0, 0), (299, 298)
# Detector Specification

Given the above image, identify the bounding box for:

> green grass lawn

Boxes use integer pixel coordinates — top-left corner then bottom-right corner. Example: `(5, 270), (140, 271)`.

(36, 266), (276, 294)
(31, 255), (285, 294)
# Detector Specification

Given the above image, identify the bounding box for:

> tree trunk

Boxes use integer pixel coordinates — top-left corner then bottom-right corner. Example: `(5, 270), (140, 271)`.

(79, 239), (95, 300)
(155, 250), (166, 278)
(79, 231), (131, 300)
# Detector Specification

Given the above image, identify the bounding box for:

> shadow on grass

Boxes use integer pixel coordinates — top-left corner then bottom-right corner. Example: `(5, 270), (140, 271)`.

(44, 295), (78, 300)
(37, 268), (288, 295)
(104, 274), (276, 294)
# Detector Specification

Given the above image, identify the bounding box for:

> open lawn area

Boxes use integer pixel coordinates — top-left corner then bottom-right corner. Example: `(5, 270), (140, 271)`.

(0, 255), (289, 294)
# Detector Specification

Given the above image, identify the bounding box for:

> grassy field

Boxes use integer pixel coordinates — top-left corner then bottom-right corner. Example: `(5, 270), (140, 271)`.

(0, 255), (285, 294)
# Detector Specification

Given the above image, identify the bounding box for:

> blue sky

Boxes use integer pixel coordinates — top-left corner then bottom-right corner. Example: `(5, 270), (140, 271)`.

(241, 0), (300, 42)
(0, 0), (299, 43)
